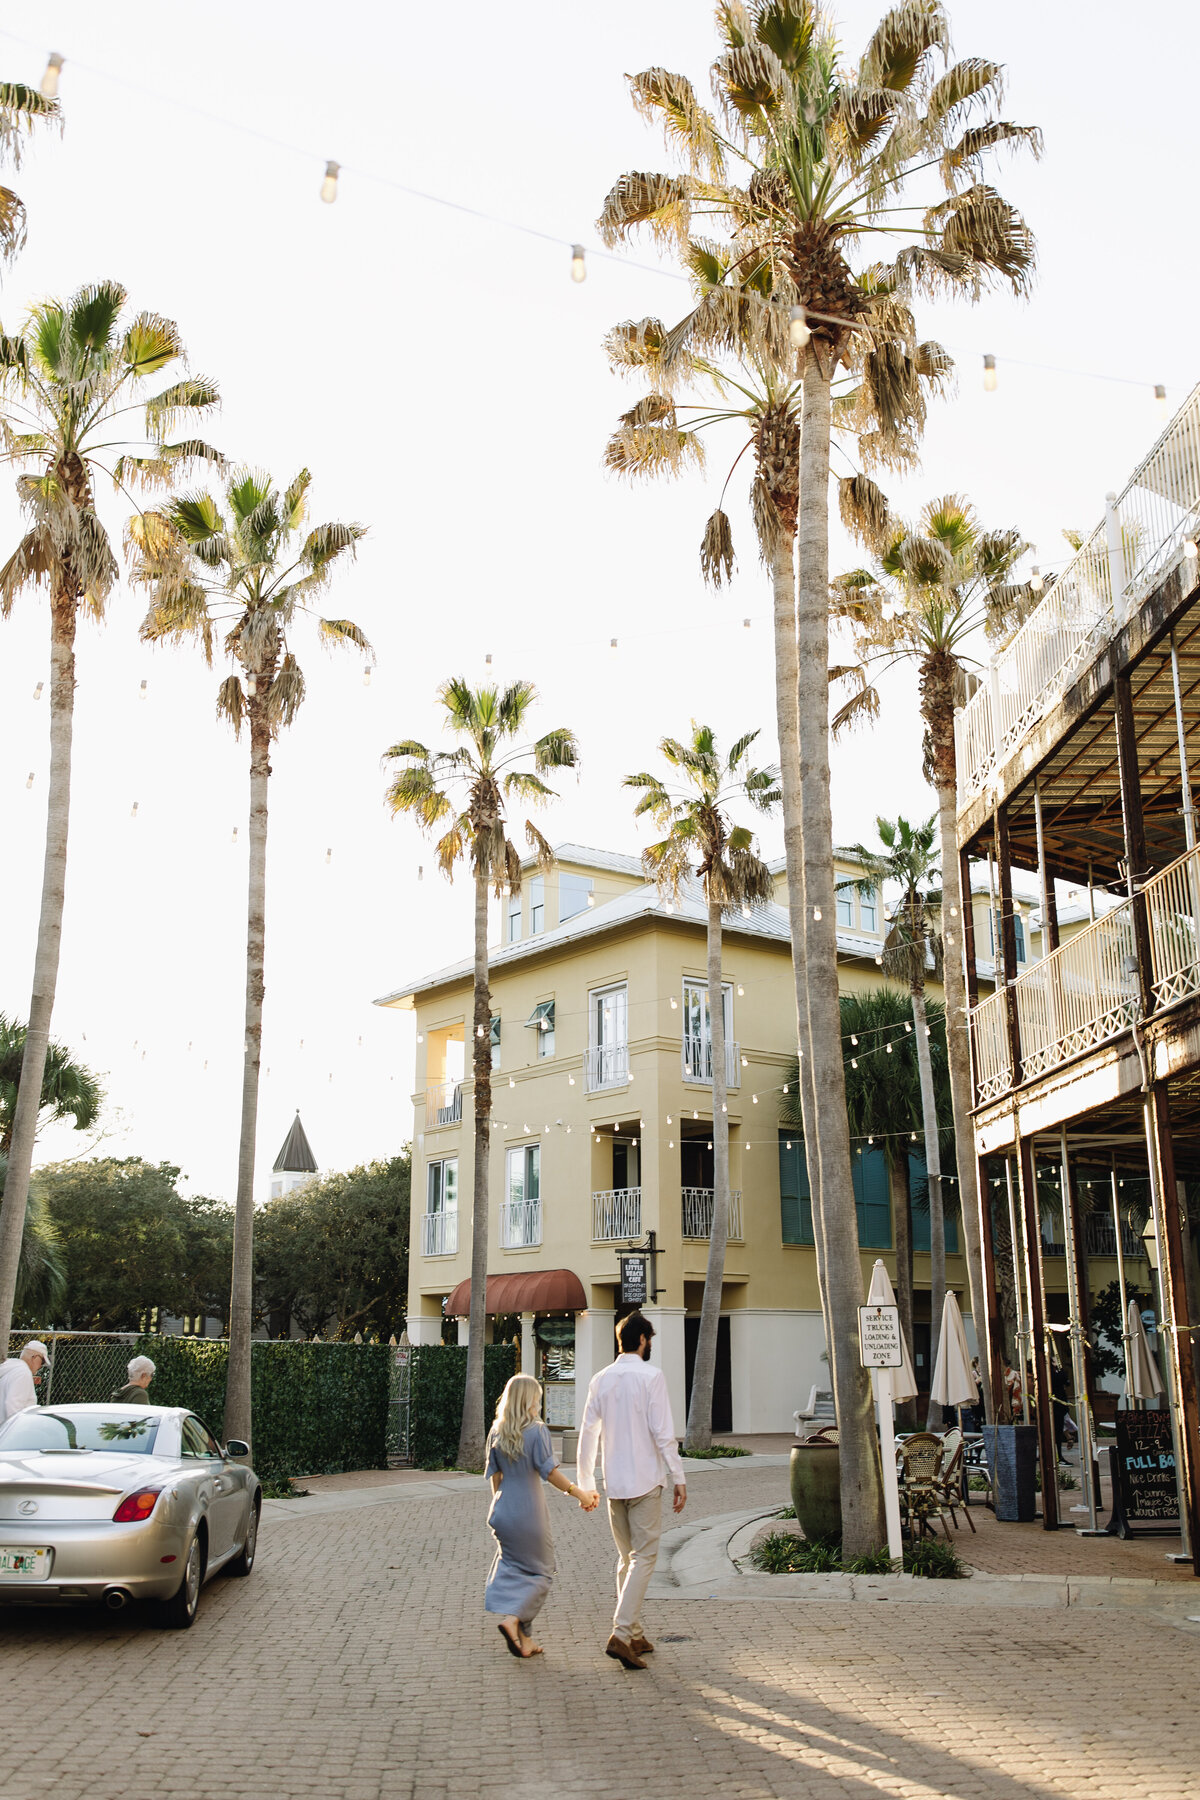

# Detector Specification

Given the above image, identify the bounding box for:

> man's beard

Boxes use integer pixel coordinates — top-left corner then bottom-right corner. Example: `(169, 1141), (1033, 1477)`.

(640, 1340), (652, 1361)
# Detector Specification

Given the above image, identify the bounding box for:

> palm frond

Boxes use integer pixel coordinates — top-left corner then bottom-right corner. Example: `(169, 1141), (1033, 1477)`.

(838, 473), (894, 550)
(523, 821), (557, 872)
(533, 726), (579, 773)
(264, 653), (306, 732)
(216, 674), (245, 738)
(317, 617), (372, 656)
(700, 508), (736, 587)
(596, 171), (693, 249)
(604, 423), (704, 479)
(628, 68), (725, 175)
(831, 682), (882, 737)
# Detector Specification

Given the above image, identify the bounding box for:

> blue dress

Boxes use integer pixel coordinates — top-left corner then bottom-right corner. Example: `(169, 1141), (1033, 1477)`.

(484, 1422), (558, 1626)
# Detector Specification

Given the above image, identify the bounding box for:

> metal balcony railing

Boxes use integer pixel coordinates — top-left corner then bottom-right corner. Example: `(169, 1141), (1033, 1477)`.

(970, 989), (1013, 1102)
(500, 1198), (542, 1249)
(681, 1187), (743, 1240)
(585, 1043), (629, 1091)
(592, 1187), (642, 1241)
(422, 1210), (458, 1257)
(1010, 902), (1139, 1081)
(956, 383), (1200, 802)
(1084, 1214), (1144, 1259)
(1145, 844), (1200, 1010)
(681, 1038), (741, 1089)
(425, 1079), (463, 1127)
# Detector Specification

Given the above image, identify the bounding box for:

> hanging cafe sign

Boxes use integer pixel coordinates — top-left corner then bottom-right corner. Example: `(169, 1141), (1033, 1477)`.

(619, 1256), (648, 1308)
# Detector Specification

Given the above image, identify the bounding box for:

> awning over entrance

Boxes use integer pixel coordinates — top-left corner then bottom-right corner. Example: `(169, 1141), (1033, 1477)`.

(444, 1269), (587, 1318)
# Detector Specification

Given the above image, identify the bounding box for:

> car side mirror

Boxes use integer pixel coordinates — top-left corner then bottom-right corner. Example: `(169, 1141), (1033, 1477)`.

(225, 1440), (250, 1458)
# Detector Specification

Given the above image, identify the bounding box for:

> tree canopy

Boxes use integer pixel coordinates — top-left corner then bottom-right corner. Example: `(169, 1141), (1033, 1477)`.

(255, 1154), (411, 1342)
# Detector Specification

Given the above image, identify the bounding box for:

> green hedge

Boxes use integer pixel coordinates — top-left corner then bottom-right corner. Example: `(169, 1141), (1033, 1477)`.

(136, 1336), (391, 1480)
(409, 1343), (516, 1469)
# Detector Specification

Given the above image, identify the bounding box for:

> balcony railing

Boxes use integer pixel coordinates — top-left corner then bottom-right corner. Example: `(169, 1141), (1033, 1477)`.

(681, 1038), (741, 1089)
(1011, 902), (1139, 1081)
(1041, 1217), (1145, 1260)
(422, 1210), (458, 1257)
(970, 989), (1013, 1102)
(592, 1187), (642, 1241)
(425, 1079), (463, 1127)
(500, 1198), (542, 1249)
(1145, 844), (1200, 1009)
(681, 1187), (743, 1240)
(585, 1043), (629, 1091)
(956, 383), (1200, 803)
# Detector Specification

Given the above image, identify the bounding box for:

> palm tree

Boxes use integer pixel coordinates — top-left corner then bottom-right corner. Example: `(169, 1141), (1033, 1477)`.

(0, 1161), (66, 1326)
(599, 0), (1038, 1554)
(0, 282), (220, 1345)
(846, 815), (954, 1421)
(0, 80), (61, 268)
(625, 724), (777, 1450)
(130, 468), (366, 1448)
(384, 681), (579, 1468)
(0, 1013), (102, 1157)
(831, 493), (1032, 1418)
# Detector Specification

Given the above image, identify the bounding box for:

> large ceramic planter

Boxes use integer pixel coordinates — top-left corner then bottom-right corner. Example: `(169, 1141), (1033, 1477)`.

(789, 1440), (841, 1543)
(982, 1423), (1039, 1522)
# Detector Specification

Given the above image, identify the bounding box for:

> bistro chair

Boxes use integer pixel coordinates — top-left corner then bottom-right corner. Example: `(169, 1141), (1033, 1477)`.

(936, 1427), (976, 1534)
(897, 1431), (951, 1539)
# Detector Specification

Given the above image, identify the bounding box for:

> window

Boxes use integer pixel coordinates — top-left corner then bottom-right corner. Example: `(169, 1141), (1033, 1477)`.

(836, 888), (854, 929)
(181, 1416), (222, 1460)
(777, 1136), (894, 1248)
(527, 999), (555, 1058)
(504, 1144), (542, 1247)
(909, 1154), (960, 1253)
(988, 908), (1026, 965)
(860, 888), (878, 932)
(681, 979), (733, 1082)
(778, 1133), (815, 1245)
(0, 1410), (160, 1454)
(854, 1148), (892, 1248)
(529, 876), (545, 935)
(588, 983), (628, 1087)
(559, 873), (593, 922)
(427, 1157), (458, 1215)
(507, 892), (522, 943)
(490, 1015), (501, 1072)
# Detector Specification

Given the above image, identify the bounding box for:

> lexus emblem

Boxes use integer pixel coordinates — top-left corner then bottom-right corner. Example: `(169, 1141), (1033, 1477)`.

(18, 1499), (38, 1516)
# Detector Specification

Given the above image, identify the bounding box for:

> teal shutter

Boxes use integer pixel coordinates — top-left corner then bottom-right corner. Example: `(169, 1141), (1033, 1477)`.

(909, 1153), (959, 1253)
(778, 1133), (815, 1245)
(854, 1147), (892, 1248)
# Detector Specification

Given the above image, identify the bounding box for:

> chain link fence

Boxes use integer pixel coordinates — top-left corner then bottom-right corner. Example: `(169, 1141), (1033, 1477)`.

(7, 1331), (140, 1406)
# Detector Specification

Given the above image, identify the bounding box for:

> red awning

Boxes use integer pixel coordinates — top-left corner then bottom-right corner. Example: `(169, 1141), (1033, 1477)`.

(444, 1269), (587, 1317)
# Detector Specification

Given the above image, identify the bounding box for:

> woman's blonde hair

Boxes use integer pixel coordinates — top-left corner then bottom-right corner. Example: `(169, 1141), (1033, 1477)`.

(491, 1373), (543, 1460)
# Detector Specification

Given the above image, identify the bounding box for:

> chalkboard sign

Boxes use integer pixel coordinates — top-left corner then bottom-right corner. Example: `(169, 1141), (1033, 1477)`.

(1106, 1409), (1181, 1538)
(620, 1255), (648, 1307)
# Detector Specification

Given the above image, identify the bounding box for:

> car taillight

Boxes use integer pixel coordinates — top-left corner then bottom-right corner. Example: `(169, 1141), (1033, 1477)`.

(113, 1487), (163, 1522)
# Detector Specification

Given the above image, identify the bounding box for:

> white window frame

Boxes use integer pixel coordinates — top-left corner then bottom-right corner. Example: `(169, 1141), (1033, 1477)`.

(587, 982), (628, 1089)
(427, 1157), (457, 1215)
(506, 891), (522, 943)
(529, 875), (545, 936)
(681, 978), (735, 1084)
(503, 1143), (542, 1247)
(835, 887), (855, 929)
(860, 886), (878, 932)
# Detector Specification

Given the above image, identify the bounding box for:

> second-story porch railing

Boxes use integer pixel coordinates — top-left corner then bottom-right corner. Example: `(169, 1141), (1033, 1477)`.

(681, 1187), (743, 1241)
(422, 1210), (458, 1257)
(1145, 843), (1200, 1009)
(585, 1042), (630, 1091)
(681, 1038), (741, 1089)
(425, 1079), (463, 1127)
(592, 1187), (642, 1241)
(500, 1198), (542, 1250)
(956, 382), (1200, 803)
(970, 989), (1013, 1102)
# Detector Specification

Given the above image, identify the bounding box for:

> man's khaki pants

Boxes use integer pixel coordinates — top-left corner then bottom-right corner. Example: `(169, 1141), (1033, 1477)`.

(607, 1487), (663, 1644)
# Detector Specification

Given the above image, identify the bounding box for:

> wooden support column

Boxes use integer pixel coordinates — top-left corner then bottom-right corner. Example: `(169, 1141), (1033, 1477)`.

(1043, 884), (1060, 955)
(1148, 1086), (1200, 1572)
(978, 1152), (1006, 1419)
(960, 850), (980, 1013)
(995, 807), (1022, 1083)
(1114, 672), (1155, 1007)
(1016, 1135), (1060, 1529)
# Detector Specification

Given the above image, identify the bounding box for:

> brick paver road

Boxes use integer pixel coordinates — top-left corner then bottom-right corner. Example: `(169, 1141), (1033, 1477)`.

(3, 1464), (1199, 1800)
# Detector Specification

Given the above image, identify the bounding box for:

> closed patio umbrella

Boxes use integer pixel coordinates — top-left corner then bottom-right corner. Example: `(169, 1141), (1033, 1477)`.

(864, 1259), (915, 1562)
(1127, 1298), (1163, 1404)
(866, 1258), (918, 1400)
(930, 1291), (976, 1409)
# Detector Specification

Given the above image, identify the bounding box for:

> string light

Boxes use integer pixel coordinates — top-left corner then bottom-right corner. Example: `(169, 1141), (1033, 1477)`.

(741, 1055), (748, 1067)
(509, 1077), (515, 1087)
(851, 1035), (858, 1046)
(737, 983), (744, 996)
(568, 1074), (575, 1085)
(130, 800), (139, 818)
(570, 244), (586, 283)
(1185, 539), (1198, 561)
(320, 160), (340, 204)
(41, 53), (63, 99)
(782, 1083), (789, 1095)
(813, 907), (821, 922)
(752, 1094), (758, 1103)
(325, 847), (332, 864)
(904, 1021), (912, 1033)
(363, 665), (372, 687)
(25, 772), (33, 789)
(485, 652), (493, 665)
(670, 996), (678, 1009)
(231, 826), (238, 843)
(983, 352), (997, 392)
(788, 306), (811, 349)
(666, 1114), (672, 1124)
(32, 682), (43, 700)
(610, 638), (618, 650)
(851, 1057), (858, 1067)
(1029, 565), (1044, 594)
(885, 1042), (892, 1053)
(1155, 383), (1168, 420)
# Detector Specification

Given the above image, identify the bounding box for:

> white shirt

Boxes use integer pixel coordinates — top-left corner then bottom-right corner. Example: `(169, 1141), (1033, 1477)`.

(0, 1358), (37, 1424)
(577, 1353), (686, 1500)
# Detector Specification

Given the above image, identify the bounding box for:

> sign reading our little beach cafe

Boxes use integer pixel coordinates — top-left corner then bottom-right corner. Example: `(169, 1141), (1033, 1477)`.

(858, 1303), (903, 1369)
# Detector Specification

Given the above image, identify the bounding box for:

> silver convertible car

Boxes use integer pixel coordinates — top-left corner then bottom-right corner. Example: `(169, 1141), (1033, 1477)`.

(0, 1403), (261, 1627)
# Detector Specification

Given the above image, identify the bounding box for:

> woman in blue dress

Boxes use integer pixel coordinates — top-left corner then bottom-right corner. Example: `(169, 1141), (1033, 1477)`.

(485, 1373), (598, 1657)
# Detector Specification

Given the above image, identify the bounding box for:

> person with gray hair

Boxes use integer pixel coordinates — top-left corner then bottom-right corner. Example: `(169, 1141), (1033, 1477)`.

(0, 1340), (50, 1423)
(111, 1355), (156, 1405)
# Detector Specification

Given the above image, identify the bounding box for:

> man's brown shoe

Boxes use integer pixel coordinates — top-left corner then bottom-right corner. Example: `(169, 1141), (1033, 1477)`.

(605, 1634), (646, 1669)
(630, 1636), (654, 1655)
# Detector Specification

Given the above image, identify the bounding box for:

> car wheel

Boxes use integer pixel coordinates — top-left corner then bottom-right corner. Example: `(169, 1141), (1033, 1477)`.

(227, 1498), (260, 1577)
(159, 1530), (204, 1630)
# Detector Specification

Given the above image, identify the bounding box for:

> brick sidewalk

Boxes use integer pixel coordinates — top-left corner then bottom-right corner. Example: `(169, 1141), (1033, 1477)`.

(3, 1462), (1199, 1800)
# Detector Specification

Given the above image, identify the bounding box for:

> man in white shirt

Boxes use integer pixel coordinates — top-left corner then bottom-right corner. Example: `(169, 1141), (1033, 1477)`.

(0, 1340), (50, 1425)
(577, 1311), (686, 1670)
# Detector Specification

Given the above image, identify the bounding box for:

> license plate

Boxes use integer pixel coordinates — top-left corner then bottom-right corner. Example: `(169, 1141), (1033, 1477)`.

(0, 1546), (51, 1579)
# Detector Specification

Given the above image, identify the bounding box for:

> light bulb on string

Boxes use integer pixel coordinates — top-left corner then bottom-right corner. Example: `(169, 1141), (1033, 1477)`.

(139, 678), (148, 700)
(851, 1057), (858, 1068)
(1155, 383), (1168, 421)
(786, 1140), (792, 1151)
(851, 1035), (858, 1045)
(610, 638), (617, 650)
(325, 848), (332, 865)
(363, 665), (372, 687)
(752, 1094), (758, 1104)
(904, 1021), (912, 1033)
(130, 801), (139, 819)
(737, 984), (744, 996)
(693, 1110), (698, 1120)
(741, 1055), (748, 1067)
(983, 353), (997, 392)
(782, 1083), (788, 1094)
(231, 826), (238, 844)
(568, 1074), (575, 1085)
(813, 907), (821, 921)
(41, 53), (63, 99)
(788, 305), (811, 349)
(320, 160), (340, 203)
(741, 904), (751, 918)
(509, 1077), (515, 1088)
(1185, 539), (1198, 562)
(743, 617), (751, 629)
(886, 1042), (892, 1053)
(570, 244), (586, 283)
(25, 772), (34, 789)
(32, 682), (43, 700)
(666, 1114), (672, 1125)
(416, 1032), (424, 1043)
(1029, 565), (1044, 594)
(670, 996), (678, 1009)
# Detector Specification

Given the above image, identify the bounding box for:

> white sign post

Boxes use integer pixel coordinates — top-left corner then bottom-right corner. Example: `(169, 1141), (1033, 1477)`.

(860, 1304), (904, 1565)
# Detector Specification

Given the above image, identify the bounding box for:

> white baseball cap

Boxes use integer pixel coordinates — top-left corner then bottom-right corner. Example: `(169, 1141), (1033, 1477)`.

(21, 1341), (51, 1365)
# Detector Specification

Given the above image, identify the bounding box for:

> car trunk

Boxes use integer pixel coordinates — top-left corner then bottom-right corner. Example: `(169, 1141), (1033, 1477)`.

(0, 1454), (167, 1522)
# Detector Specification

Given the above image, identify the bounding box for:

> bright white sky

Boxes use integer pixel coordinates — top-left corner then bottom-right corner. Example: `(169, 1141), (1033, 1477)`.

(2, 1), (1196, 1201)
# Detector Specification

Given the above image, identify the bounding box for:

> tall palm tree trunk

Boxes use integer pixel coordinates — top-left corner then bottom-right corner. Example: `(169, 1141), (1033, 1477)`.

(0, 590), (77, 1340)
(889, 1152), (916, 1430)
(457, 861), (491, 1469)
(761, 411), (835, 1365)
(225, 697), (270, 1446)
(936, 773), (993, 1420)
(796, 350), (885, 1552)
(685, 898), (729, 1452)
(911, 984), (944, 1426)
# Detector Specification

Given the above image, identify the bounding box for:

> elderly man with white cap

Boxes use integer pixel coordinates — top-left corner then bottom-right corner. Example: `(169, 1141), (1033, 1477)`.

(0, 1340), (50, 1424)
(112, 1355), (156, 1405)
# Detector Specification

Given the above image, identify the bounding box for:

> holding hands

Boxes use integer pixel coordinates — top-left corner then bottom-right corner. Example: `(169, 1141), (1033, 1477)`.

(576, 1488), (600, 1512)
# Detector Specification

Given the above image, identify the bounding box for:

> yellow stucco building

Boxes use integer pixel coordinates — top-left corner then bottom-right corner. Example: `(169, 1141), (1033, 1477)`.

(376, 844), (975, 1434)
